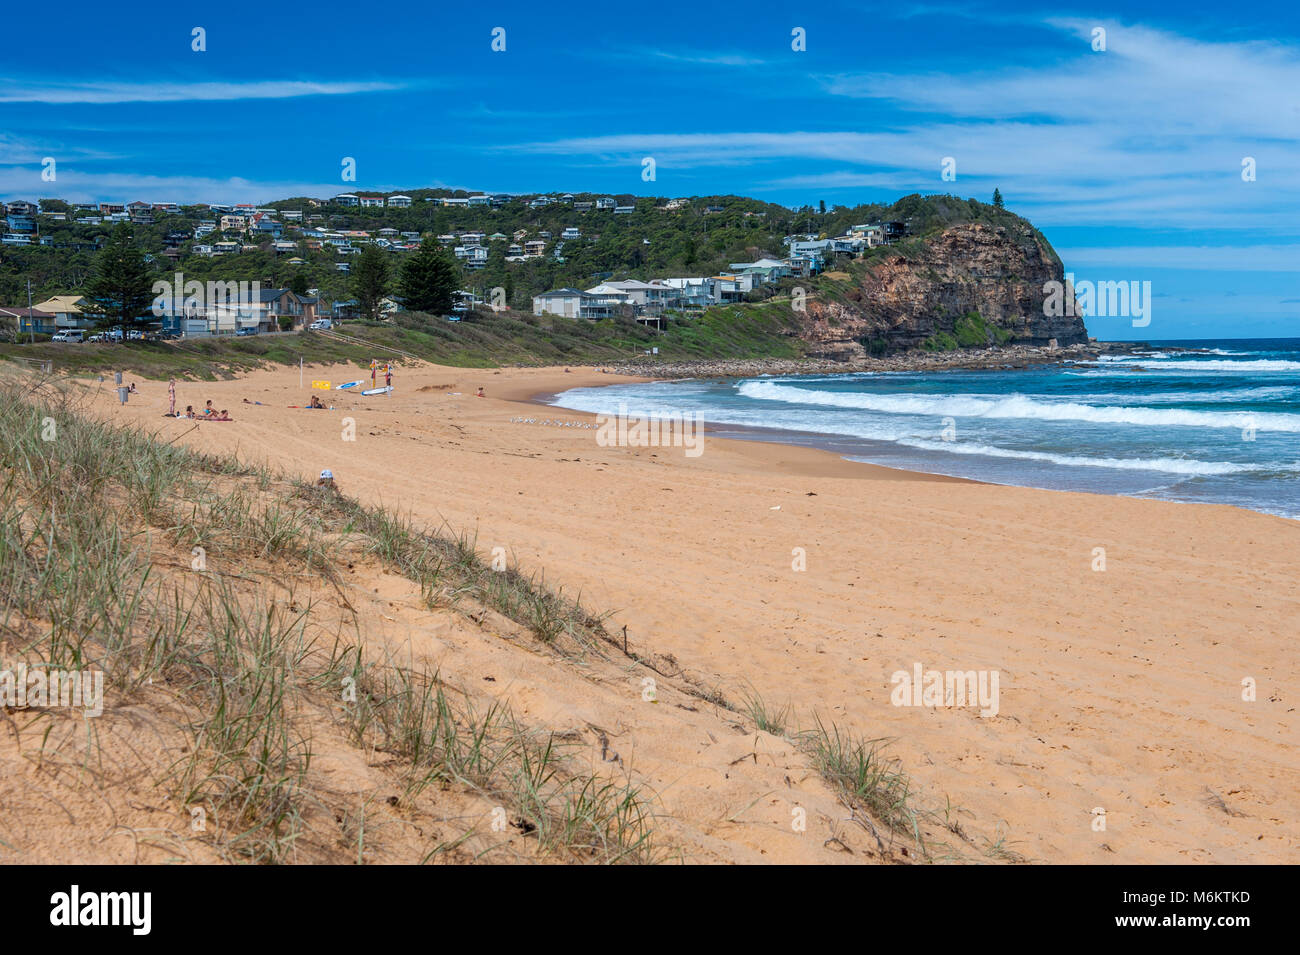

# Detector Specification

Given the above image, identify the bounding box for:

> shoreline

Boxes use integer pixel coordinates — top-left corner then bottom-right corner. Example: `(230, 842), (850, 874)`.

(528, 367), (1298, 522)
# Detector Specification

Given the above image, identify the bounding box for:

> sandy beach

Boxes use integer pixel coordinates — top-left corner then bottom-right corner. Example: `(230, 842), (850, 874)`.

(100, 361), (1300, 863)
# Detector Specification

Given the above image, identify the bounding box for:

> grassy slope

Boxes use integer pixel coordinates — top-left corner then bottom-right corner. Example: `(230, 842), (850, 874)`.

(0, 302), (809, 380)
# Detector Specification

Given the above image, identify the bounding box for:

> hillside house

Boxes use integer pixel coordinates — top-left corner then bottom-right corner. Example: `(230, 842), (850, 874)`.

(532, 288), (610, 319)
(1, 304), (57, 336)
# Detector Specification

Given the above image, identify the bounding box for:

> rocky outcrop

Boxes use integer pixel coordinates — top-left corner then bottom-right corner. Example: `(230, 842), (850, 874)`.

(801, 222), (1088, 359)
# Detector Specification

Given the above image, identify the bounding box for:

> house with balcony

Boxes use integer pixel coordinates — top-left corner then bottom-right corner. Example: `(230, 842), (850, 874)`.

(561, 227), (581, 239)
(334, 194), (359, 206)
(524, 239), (546, 257)
(386, 195), (412, 208)
(454, 245), (489, 269)
(358, 195), (386, 208)
(533, 288), (608, 319)
(594, 197), (615, 210)
(586, 279), (674, 312)
(659, 278), (714, 309)
(467, 194), (491, 206)
(1, 304), (57, 335)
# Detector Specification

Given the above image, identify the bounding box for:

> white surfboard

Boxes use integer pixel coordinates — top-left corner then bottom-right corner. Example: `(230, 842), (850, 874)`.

(335, 380), (364, 390)
(361, 386), (392, 396)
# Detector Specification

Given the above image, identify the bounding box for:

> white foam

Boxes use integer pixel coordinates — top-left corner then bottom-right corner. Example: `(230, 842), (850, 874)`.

(736, 380), (1300, 432)
(895, 438), (1265, 475)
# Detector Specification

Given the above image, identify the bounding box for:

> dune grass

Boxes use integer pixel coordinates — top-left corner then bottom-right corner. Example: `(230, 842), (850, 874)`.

(0, 372), (656, 863)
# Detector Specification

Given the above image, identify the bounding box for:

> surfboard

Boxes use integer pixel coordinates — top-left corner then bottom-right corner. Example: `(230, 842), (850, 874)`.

(361, 386), (392, 396)
(335, 380), (363, 390)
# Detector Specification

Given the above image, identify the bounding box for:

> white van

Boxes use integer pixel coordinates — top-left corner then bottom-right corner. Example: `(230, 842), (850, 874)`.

(309, 318), (333, 330)
(52, 329), (85, 343)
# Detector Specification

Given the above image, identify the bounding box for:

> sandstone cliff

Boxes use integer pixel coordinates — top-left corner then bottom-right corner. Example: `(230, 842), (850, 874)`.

(801, 222), (1088, 359)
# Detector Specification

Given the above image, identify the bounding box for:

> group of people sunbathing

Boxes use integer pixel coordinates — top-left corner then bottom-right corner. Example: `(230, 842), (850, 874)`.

(178, 400), (232, 421)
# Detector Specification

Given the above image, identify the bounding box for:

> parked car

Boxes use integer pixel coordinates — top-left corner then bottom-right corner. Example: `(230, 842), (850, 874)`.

(51, 329), (85, 343)
(107, 327), (124, 342)
(236, 326), (258, 336)
(86, 332), (107, 343)
(308, 319), (333, 330)
(156, 329), (181, 340)
(127, 329), (145, 340)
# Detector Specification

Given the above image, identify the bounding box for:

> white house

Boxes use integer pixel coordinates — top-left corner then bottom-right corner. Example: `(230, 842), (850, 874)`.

(586, 279), (673, 310)
(561, 227), (581, 239)
(533, 288), (608, 319)
(358, 195), (386, 208)
(386, 195), (412, 208)
(334, 194), (359, 206)
(595, 197), (616, 210)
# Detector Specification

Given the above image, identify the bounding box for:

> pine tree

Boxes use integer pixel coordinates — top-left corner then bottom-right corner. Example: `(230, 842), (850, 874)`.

(80, 224), (155, 330)
(352, 245), (390, 320)
(399, 239), (458, 315)
(289, 272), (310, 296)
(992, 188), (1004, 210)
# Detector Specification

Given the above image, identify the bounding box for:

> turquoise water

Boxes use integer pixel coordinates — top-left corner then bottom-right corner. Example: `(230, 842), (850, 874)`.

(550, 338), (1300, 519)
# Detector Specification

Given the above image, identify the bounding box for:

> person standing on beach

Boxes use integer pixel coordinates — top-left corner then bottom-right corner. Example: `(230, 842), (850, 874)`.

(385, 365), (392, 389)
(168, 378), (176, 417)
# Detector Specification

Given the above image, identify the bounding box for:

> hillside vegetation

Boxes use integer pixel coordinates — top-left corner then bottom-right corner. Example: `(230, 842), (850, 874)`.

(3, 192), (1054, 312)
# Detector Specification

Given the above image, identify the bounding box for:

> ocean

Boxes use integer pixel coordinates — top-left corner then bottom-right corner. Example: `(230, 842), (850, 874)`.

(550, 338), (1300, 520)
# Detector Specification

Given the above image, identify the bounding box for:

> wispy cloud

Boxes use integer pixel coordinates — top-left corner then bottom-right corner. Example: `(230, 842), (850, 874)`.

(645, 49), (769, 67)
(0, 78), (408, 104)
(511, 19), (1300, 230)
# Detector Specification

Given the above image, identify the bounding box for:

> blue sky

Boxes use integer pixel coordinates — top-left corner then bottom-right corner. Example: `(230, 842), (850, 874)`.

(2, 1), (1298, 340)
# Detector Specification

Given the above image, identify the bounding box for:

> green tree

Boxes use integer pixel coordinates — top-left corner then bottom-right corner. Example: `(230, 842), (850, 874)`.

(352, 245), (390, 320)
(79, 224), (155, 330)
(288, 272), (310, 296)
(992, 188), (1004, 210)
(399, 239), (458, 315)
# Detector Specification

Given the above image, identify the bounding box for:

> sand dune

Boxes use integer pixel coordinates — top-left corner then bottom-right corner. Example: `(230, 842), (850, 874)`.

(102, 362), (1299, 863)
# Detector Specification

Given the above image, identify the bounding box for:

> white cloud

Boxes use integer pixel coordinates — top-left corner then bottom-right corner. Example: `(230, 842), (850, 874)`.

(0, 79), (405, 104)
(512, 20), (1300, 231)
